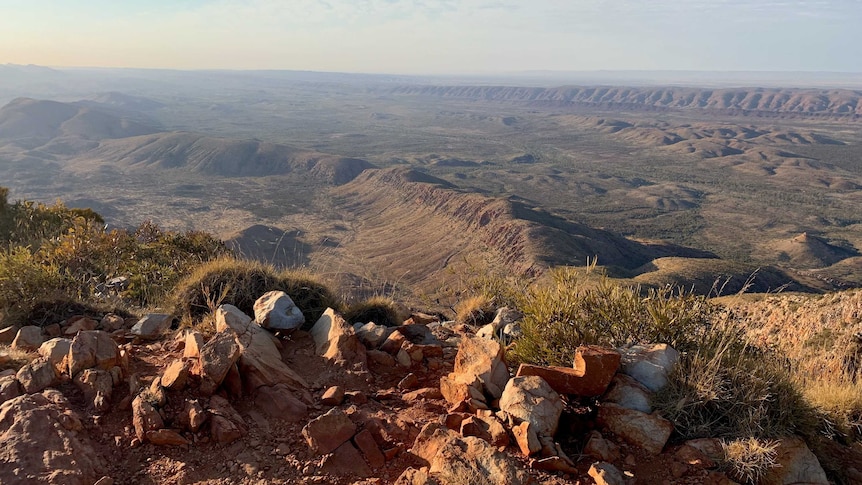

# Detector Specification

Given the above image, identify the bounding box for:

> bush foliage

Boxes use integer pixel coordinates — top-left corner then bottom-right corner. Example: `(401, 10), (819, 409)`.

(0, 188), (227, 323)
(509, 265), (715, 367)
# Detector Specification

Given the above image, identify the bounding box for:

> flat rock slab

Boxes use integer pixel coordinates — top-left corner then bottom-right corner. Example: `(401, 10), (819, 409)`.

(597, 402), (673, 455)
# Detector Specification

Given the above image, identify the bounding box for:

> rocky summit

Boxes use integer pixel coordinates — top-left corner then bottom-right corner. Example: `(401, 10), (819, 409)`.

(0, 291), (842, 485)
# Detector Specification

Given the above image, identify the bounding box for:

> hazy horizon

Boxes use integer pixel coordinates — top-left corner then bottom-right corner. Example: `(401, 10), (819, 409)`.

(1, 1), (860, 75)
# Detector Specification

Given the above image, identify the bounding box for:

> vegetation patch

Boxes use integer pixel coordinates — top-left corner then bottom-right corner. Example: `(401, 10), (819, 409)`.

(344, 296), (402, 327)
(171, 257), (340, 329)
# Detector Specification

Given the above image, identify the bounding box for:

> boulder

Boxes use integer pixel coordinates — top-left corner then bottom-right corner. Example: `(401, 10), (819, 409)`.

(512, 421), (541, 456)
(16, 359), (58, 394)
(183, 330), (205, 359)
(395, 468), (440, 485)
(402, 387), (443, 402)
(353, 322), (394, 349)
(68, 331), (118, 378)
(132, 395), (164, 441)
(320, 441), (372, 477)
(0, 325), (19, 345)
(597, 402), (673, 454)
(73, 369), (113, 412)
(99, 314), (125, 332)
(309, 308), (368, 369)
(253, 291), (305, 331)
(588, 462), (626, 485)
(161, 359), (190, 391)
(321, 385), (345, 406)
(38, 338), (73, 374)
(440, 336), (510, 406)
(254, 384), (308, 421)
(411, 423), (533, 485)
(215, 305), (308, 392)
(584, 431), (621, 462)
(460, 415), (509, 447)
(499, 376), (564, 437)
(0, 392), (103, 485)
(63, 317), (98, 336)
(0, 376), (21, 405)
(302, 408), (357, 455)
(179, 399), (208, 433)
(207, 395), (247, 444)
(353, 428), (386, 468)
(11, 325), (42, 351)
(196, 330), (241, 395)
(130, 314), (173, 340)
(761, 437), (828, 485)
(619, 343), (679, 392)
(602, 373), (653, 413)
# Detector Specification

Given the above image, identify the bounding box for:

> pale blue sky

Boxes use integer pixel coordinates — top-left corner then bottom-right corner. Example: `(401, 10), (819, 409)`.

(0, 0), (859, 74)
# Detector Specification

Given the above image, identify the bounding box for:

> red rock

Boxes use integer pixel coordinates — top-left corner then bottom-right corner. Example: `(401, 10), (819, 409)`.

(320, 441), (372, 477)
(0, 325), (19, 345)
(180, 399), (208, 432)
(345, 390), (368, 404)
(161, 359), (190, 390)
(533, 456), (579, 474)
(207, 395), (247, 444)
(43, 324), (61, 338)
(308, 308), (368, 369)
(183, 331), (205, 359)
(440, 336), (509, 407)
(398, 373), (420, 390)
(255, 384), (308, 421)
(302, 408), (357, 454)
(146, 429), (190, 446)
(100, 314), (125, 332)
(321, 385), (345, 405)
(403, 387), (443, 402)
(368, 349), (397, 367)
(444, 413), (470, 431)
(64, 316), (98, 336)
(11, 325), (43, 351)
(132, 395), (164, 441)
(597, 402), (673, 455)
(515, 347), (619, 397)
(222, 363), (243, 399)
(460, 415), (509, 447)
(512, 421), (541, 456)
(196, 331), (241, 395)
(584, 431), (620, 462)
(675, 444), (716, 468)
(210, 415), (243, 444)
(354, 428), (386, 469)
(384, 445), (402, 461)
(588, 462), (626, 485)
(380, 330), (407, 354)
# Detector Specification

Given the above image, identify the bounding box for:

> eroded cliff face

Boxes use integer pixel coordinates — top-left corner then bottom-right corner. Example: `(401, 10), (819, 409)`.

(387, 85), (862, 117)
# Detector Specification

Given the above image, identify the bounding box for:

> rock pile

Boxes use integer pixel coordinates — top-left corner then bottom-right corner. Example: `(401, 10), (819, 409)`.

(0, 295), (836, 484)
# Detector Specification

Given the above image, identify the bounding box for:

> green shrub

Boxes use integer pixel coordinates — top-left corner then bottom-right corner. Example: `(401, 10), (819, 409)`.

(0, 247), (66, 323)
(344, 296), (402, 327)
(171, 257), (340, 328)
(509, 265), (715, 367)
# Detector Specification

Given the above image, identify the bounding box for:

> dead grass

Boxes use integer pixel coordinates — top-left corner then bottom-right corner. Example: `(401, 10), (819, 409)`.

(171, 256), (340, 330)
(720, 437), (779, 484)
(0, 344), (38, 372)
(343, 296), (403, 327)
(454, 295), (495, 327)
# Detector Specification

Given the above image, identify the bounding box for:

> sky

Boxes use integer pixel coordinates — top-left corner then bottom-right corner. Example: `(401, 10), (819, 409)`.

(0, 0), (860, 74)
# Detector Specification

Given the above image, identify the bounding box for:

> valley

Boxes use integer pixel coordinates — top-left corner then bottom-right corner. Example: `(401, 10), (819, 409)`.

(1, 67), (861, 304)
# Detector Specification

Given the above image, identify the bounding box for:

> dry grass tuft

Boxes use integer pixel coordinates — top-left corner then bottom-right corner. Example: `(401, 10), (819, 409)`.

(171, 256), (340, 329)
(344, 296), (403, 327)
(454, 294), (495, 327)
(721, 437), (779, 484)
(0, 344), (39, 372)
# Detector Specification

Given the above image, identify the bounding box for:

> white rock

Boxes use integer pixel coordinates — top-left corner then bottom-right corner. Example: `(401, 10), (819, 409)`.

(130, 314), (172, 340)
(253, 291), (305, 331)
(499, 375), (563, 437)
(619, 343), (679, 392)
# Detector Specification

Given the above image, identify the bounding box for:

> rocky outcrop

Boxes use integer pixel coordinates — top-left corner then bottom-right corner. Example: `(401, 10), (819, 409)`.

(440, 336), (509, 409)
(499, 376), (564, 437)
(597, 402), (674, 454)
(411, 423), (533, 485)
(0, 391), (104, 485)
(309, 308), (368, 369)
